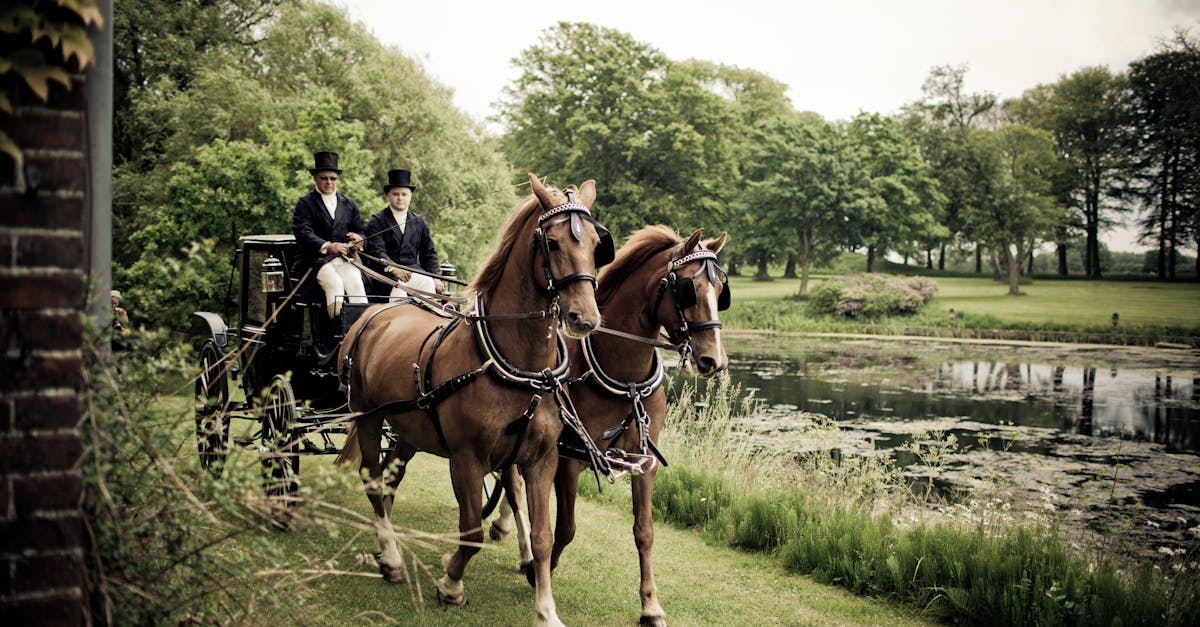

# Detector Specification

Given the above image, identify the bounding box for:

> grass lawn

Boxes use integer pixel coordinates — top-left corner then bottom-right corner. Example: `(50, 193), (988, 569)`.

(726, 273), (1200, 333)
(217, 452), (932, 626)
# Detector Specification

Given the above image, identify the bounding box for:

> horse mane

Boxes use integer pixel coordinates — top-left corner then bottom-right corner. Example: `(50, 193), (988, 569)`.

(469, 194), (542, 297)
(596, 224), (681, 304)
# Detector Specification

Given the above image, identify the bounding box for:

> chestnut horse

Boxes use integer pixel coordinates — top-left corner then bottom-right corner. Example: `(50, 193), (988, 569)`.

(493, 225), (730, 626)
(335, 174), (611, 626)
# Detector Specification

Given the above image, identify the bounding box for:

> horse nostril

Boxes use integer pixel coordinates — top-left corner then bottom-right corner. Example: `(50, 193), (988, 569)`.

(696, 355), (716, 373)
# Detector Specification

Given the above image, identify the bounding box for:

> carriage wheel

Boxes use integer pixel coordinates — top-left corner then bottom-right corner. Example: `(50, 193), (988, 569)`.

(194, 341), (230, 478)
(481, 471), (505, 520)
(260, 374), (300, 527)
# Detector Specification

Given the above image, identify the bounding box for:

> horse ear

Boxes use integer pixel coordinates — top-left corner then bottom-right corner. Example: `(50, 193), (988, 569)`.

(683, 228), (704, 253)
(529, 173), (553, 208)
(576, 180), (597, 207)
(704, 232), (728, 255)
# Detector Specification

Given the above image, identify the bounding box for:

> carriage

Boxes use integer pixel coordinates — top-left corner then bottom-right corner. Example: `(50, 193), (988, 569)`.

(190, 234), (492, 510)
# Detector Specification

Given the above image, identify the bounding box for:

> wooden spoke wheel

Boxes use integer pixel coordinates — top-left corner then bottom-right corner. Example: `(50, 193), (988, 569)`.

(194, 342), (230, 478)
(260, 374), (299, 527)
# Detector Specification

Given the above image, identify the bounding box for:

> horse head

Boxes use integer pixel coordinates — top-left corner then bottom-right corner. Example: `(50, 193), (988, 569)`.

(661, 228), (730, 377)
(528, 173), (607, 339)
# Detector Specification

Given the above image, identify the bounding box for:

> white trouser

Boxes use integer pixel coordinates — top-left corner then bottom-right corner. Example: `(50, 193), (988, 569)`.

(316, 257), (366, 318)
(389, 272), (436, 299)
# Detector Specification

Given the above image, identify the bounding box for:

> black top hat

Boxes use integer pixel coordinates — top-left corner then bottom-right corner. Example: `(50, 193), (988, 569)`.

(383, 169), (417, 192)
(309, 151), (342, 174)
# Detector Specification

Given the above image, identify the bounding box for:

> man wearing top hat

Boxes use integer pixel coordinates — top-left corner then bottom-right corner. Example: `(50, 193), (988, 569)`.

(291, 151), (368, 319)
(365, 169), (442, 298)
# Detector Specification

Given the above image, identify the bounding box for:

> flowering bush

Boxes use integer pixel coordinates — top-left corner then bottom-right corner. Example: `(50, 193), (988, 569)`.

(809, 274), (937, 317)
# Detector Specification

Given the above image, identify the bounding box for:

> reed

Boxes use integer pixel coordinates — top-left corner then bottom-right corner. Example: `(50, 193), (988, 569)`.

(651, 374), (1200, 626)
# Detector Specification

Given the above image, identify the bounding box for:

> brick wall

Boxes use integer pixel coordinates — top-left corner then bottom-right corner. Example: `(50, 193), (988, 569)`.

(0, 70), (90, 624)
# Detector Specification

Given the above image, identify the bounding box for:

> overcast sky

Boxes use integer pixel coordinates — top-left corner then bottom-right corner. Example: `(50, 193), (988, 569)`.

(333, 0), (1199, 251)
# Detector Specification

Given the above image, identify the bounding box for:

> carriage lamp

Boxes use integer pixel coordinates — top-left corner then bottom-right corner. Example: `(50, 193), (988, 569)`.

(262, 255), (285, 294)
(439, 262), (457, 296)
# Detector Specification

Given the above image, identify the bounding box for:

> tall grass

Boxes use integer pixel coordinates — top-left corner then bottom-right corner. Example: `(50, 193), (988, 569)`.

(650, 374), (1200, 626)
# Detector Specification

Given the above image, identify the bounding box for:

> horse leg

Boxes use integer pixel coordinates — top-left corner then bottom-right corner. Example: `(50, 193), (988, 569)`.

(374, 441), (416, 583)
(496, 467), (535, 580)
(550, 459), (581, 572)
(632, 468), (666, 626)
(523, 455), (564, 626)
(436, 455), (486, 607)
(488, 466), (518, 542)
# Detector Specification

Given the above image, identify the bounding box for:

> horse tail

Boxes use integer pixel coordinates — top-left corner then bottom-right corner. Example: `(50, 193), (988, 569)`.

(334, 422), (362, 467)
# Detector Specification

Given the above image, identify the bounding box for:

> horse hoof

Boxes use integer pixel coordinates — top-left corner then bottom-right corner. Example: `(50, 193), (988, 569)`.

(378, 563), (405, 583)
(436, 589), (467, 606)
(489, 522), (510, 542)
(519, 561), (535, 588)
(639, 615), (668, 627)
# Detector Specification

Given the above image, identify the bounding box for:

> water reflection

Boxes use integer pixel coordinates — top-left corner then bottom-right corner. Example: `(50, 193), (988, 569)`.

(719, 354), (1200, 453)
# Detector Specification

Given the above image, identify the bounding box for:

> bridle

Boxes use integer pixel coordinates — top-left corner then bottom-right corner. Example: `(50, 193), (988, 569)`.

(532, 191), (615, 295)
(651, 246), (731, 349)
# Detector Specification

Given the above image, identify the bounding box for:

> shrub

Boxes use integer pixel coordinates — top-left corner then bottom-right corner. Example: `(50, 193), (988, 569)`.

(809, 274), (938, 317)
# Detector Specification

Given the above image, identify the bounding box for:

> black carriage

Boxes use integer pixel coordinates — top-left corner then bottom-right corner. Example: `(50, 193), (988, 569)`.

(192, 234), (370, 498)
(192, 234), (503, 517)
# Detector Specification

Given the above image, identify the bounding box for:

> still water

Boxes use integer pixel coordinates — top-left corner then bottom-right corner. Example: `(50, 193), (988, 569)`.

(673, 335), (1200, 550)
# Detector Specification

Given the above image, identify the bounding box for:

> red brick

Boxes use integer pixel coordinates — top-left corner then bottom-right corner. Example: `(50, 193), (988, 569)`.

(1, 111), (85, 151)
(0, 355), (83, 393)
(0, 515), (83, 553)
(12, 474), (81, 511)
(22, 152), (86, 194)
(16, 234), (83, 270)
(1, 553), (85, 595)
(0, 274), (85, 308)
(13, 395), (82, 431)
(0, 596), (87, 626)
(0, 434), (83, 474)
(0, 193), (84, 229)
(11, 312), (82, 351)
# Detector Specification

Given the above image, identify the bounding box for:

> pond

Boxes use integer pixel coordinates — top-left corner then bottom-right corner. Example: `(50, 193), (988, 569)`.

(675, 332), (1200, 562)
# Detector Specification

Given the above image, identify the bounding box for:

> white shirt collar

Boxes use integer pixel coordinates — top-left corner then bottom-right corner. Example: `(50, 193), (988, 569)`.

(318, 190), (337, 217)
(390, 208), (408, 232)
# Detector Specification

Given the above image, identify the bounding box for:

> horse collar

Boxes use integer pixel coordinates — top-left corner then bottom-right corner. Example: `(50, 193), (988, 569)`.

(580, 334), (664, 399)
(472, 295), (570, 390)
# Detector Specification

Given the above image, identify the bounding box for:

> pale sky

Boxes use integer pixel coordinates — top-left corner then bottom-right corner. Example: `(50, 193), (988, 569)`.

(333, 0), (1199, 251)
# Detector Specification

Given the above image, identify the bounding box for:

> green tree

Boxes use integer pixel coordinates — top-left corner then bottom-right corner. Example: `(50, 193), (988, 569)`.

(1019, 67), (1130, 278)
(845, 112), (946, 272)
(739, 113), (863, 296)
(115, 0), (514, 333)
(498, 22), (742, 239)
(903, 65), (997, 272)
(1126, 32), (1200, 279)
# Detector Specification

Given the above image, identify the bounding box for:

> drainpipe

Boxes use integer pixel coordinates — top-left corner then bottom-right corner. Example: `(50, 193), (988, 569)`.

(84, 0), (113, 323)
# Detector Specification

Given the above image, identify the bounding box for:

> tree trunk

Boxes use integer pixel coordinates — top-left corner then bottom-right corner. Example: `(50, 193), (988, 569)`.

(798, 228), (812, 298)
(926, 248), (933, 269)
(1086, 177), (1102, 278)
(1027, 247), (1034, 274)
(783, 251), (797, 278)
(1007, 244), (1023, 295)
(938, 243), (946, 271)
(974, 244), (982, 274)
(991, 250), (1003, 281)
(1055, 226), (1069, 276)
(755, 256), (770, 281)
(866, 245), (876, 273)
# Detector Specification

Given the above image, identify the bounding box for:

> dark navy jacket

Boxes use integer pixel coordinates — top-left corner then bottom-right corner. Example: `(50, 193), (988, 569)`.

(290, 190), (367, 277)
(364, 208), (440, 276)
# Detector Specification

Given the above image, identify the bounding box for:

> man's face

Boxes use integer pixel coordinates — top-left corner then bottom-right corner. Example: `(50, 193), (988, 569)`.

(387, 187), (412, 212)
(314, 170), (339, 194)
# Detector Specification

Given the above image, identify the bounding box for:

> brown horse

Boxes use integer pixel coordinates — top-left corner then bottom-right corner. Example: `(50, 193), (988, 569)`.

(335, 174), (610, 626)
(492, 225), (730, 626)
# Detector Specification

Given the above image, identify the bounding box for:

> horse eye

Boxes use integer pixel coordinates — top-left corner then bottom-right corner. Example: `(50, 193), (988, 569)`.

(546, 239), (561, 252)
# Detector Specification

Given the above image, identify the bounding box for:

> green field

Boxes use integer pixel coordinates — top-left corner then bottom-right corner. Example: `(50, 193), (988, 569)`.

(725, 273), (1200, 336)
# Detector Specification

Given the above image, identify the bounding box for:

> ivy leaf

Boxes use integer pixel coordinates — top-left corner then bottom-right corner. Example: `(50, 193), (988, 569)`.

(0, 93), (10, 113)
(0, 6), (39, 35)
(6, 48), (72, 101)
(57, 0), (105, 28)
(0, 130), (22, 165)
(59, 25), (95, 69)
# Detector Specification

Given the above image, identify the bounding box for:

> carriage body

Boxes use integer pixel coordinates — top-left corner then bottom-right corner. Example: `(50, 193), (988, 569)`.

(192, 234), (377, 502)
